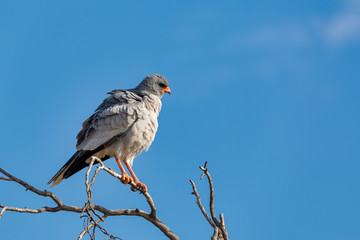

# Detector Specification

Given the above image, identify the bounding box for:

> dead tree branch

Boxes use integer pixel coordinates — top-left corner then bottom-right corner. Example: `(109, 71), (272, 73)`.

(1, 159), (231, 239)
(190, 161), (229, 240)
(0, 157), (179, 240)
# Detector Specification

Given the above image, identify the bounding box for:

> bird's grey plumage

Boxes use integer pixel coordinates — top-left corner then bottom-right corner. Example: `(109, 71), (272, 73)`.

(48, 74), (170, 187)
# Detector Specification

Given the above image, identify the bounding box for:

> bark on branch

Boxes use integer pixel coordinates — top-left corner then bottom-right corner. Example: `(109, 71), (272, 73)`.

(190, 161), (229, 240)
(0, 157), (179, 240)
(1, 159), (230, 239)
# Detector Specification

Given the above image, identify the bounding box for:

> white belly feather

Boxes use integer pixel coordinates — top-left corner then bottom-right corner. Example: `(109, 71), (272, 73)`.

(91, 95), (161, 166)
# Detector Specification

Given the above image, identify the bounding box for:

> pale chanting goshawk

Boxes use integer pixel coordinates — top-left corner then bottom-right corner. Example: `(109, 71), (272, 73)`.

(48, 74), (171, 192)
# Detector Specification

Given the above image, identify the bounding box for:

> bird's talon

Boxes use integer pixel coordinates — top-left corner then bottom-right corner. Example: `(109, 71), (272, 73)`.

(137, 182), (147, 193)
(130, 182), (147, 193)
(120, 173), (132, 184)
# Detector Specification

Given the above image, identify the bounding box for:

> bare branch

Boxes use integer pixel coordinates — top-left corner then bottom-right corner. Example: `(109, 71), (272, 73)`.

(78, 215), (107, 240)
(190, 161), (229, 240)
(219, 213), (229, 239)
(0, 168), (63, 206)
(90, 157), (157, 217)
(1, 159), (229, 240)
(189, 179), (215, 228)
(199, 161), (218, 225)
(0, 206), (7, 220)
(0, 160), (179, 240)
(211, 227), (219, 240)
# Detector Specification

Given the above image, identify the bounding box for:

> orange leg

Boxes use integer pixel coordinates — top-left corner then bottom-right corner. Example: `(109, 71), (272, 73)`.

(115, 157), (132, 184)
(124, 162), (147, 193)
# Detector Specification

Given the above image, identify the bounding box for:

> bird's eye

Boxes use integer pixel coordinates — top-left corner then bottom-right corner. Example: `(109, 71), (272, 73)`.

(159, 83), (167, 88)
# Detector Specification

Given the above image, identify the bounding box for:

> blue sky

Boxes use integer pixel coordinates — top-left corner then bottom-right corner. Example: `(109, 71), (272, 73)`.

(1, 0), (360, 239)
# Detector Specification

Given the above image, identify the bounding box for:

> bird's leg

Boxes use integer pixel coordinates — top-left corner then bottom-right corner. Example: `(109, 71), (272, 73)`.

(124, 162), (147, 193)
(115, 157), (132, 184)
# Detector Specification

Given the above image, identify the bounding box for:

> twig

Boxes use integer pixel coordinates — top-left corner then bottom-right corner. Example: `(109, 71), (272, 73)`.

(219, 213), (229, 239)
(199, 162), (218, 225)
(79, 215), (106, 240)
(81, 157), (119, 240)
(0, 206), (7, 220)
(190, 161), (229, 240)
(189, 179), (215, 228)
(211, 227), (219, 240)
(0, 177), (11, 181)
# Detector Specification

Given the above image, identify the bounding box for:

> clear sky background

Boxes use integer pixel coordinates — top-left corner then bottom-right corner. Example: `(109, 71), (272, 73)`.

(1, 0), (360, 239)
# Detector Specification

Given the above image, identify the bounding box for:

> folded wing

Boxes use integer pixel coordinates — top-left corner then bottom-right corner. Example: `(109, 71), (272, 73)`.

(76, 90), (143, 151)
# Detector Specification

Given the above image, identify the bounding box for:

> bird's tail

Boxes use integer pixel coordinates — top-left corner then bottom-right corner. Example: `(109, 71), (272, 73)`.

(48, 133), (122, 187)
(48, 150), (95, 187)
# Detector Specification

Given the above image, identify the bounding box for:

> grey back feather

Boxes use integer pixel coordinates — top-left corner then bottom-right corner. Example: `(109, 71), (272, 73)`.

(76, 90), (144, 150)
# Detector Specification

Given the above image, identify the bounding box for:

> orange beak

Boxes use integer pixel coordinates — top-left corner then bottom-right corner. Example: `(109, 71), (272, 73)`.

(161, 86), (171, 94)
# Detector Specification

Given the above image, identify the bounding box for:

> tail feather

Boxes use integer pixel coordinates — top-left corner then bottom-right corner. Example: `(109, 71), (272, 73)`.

(48, 150), (92, 187)
(63, 151), (95, 179)
(48, 132), (125, 187)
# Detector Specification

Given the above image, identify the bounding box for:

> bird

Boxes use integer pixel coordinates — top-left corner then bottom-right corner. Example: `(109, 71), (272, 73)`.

(48, 74), (171, 192)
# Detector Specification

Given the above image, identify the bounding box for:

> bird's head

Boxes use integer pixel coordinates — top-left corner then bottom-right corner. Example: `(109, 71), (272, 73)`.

(136, 74), (171, 98)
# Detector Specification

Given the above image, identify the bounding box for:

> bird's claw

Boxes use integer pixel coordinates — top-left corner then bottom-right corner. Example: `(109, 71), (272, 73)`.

(120, 173), (132, 184)
(131, 182), (147, 193)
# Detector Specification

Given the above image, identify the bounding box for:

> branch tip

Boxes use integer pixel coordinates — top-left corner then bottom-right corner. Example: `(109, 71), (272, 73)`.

(190, 161), (229, 240)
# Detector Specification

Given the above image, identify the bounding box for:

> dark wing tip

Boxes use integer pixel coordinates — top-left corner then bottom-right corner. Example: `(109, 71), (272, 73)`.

(107, 89), (124, 95)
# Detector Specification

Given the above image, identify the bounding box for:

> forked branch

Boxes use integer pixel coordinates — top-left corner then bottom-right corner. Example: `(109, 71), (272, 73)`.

(0, 157), (179, 240)
(190, 161), (229, 240)
(1, 160), (230, 239)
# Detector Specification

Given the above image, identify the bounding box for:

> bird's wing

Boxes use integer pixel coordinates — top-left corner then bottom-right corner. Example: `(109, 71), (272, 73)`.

(76, 90), (144, 151)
